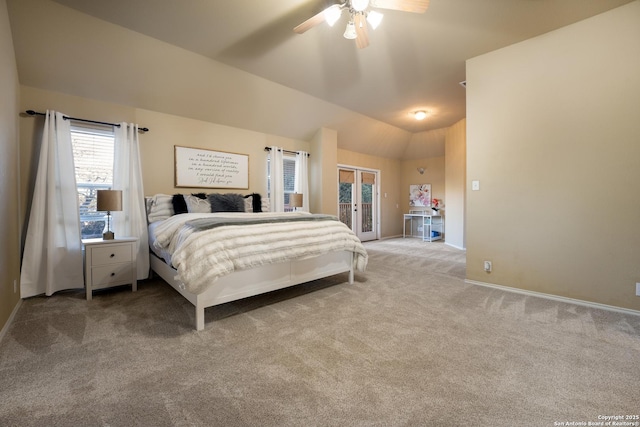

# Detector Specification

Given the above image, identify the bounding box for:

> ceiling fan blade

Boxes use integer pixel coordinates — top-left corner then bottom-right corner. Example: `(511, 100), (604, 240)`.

(354, 14), (369, 49)
(293, 10), (326, 34)
(370, 0), (430, 13)
(293, 4), (342, 34)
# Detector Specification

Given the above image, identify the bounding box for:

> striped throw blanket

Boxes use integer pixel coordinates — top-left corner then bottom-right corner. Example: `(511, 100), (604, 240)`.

(152, 212), (368, 294)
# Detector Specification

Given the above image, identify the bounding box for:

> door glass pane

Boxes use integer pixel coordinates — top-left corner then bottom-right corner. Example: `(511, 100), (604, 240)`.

(339, 181), (353, 230)
(360, 175), (373, 233)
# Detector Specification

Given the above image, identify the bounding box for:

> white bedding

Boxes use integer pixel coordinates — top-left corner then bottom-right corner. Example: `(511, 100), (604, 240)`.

(151, 212), (368, 295)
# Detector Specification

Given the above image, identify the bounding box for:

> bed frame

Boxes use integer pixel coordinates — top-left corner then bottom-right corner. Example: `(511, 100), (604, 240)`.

(150, 251), (355, 331)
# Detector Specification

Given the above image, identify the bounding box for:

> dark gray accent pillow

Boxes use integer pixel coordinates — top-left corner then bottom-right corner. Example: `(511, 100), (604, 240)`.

(172, 194), (188, 214)
(208, 193), (245, 212)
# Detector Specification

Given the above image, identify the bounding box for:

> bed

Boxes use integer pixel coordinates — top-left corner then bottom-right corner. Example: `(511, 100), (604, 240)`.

(146, 193), (368, 330)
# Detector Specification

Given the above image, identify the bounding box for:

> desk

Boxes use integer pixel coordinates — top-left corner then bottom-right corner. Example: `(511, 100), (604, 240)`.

(403, 213), (443, 242)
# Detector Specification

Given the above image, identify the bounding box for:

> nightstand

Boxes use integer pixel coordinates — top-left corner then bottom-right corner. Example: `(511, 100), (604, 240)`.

(82, 238), (138, 301)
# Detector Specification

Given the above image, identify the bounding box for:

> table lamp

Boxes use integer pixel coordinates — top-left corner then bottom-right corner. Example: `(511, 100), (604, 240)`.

(290, 193), (303, 212)
(97, 189), (122, 240)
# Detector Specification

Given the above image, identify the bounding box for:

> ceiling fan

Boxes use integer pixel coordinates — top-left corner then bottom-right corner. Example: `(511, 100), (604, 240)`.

(293, 0), (430, 49)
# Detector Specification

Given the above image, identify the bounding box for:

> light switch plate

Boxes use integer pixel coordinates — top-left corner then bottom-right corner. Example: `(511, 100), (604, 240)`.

(472, 180), (480, 191)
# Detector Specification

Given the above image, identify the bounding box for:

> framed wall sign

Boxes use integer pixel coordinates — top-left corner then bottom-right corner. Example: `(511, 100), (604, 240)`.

(174, 145), (249, 189)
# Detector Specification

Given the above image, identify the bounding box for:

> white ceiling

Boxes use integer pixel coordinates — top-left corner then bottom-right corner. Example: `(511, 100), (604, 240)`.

(8, 0), (633, 158)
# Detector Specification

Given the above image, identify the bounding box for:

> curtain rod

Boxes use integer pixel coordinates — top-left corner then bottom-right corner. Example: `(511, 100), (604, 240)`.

(264, 147), (310, 157)
(24, 110), (149, 132)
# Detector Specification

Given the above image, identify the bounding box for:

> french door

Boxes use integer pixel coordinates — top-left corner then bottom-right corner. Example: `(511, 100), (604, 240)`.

(338, 167), (378, 241)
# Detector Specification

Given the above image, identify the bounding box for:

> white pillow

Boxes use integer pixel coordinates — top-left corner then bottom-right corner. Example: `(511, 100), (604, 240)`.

(261, 197), (270, 212)
(147, 194), (173, 223)
(184, 194), (211, 213)
(244, 195), (253, 213)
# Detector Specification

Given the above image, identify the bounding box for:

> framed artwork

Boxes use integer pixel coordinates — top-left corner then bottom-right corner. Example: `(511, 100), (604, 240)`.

(174, 145), (249, 189)
(409, 184), (431, 207)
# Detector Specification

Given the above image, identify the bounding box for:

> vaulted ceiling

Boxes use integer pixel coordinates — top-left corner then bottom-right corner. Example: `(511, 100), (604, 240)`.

(8, 0), (633, 159)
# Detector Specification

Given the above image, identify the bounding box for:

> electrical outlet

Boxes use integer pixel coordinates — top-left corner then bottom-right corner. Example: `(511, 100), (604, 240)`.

(484, 261), (492, 272)
(636, 283), (640, 297)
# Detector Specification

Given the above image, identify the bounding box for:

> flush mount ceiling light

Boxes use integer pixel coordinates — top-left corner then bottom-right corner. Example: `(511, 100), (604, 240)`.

(294, 0), (430, 49)
(413, 110), (428, 120)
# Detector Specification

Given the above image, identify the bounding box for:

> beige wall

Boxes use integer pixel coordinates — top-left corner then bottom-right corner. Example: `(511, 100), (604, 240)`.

(466, 2), (640, 310)
(310, 128), (338, 215)
(401, 128), (450, 241)
(401, 156), (445, 214)
(135, 109), (309, 197)
(336, 146), (449, 239)
(0, 0), (21, 332)
(17, 86), (451, 249)
(19, 87), (137, 228)
(445, 119), (466, 249)
(337, 149), (403, 238)
(19, 87), (316, 222)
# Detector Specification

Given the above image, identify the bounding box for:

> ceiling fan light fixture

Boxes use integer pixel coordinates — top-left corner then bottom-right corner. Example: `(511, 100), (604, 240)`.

(414, 110), (428, 120)
(344, 21), (357, 39)
(294, 0), (430, 47)
(367, 10), (383, 29)
(351, 0), (370, 12)
(324, 5), (342, 27)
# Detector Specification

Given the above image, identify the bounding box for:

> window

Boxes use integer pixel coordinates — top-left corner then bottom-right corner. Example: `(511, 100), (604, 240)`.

(267, 152), (298, 211)
(70, 122), (115, 239)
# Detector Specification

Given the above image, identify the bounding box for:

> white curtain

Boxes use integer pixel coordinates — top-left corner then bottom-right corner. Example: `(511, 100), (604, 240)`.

(269, 146), (285, 212)
(20, 111), (84, 298)
(113, 123), (149, 280)
(295, 151), (310, 212)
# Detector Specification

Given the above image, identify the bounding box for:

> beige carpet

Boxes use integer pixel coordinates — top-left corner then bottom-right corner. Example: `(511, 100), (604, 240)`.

(1, 238), (638, 426)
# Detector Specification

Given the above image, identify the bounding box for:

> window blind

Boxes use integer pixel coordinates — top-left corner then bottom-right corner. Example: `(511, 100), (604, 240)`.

(70, 123), (115, 238)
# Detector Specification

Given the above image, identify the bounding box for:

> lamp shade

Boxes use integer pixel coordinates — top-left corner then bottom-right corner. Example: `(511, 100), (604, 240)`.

(97, 190), (122, 212)
(324, 4), (342, 26)
(367, 10), (383, 29)
(343, 21), (357, 39)
(290, 193), (303, 208)
(351, 0), (369, 11)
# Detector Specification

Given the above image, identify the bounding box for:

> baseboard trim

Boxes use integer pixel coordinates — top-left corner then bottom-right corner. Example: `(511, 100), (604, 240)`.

(445, 242), (466, 251)
(379, 234), (403, 240)
(465, 279), (640, 317)
(0, 299), (22, 344)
